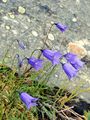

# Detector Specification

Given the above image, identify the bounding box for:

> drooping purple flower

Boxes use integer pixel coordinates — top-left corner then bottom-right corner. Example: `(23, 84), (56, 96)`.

(27, 57), (43, 71)
(62, 63), (77, 80)
(19, 92), (38, 109)
(41, 49), (62, 65)
(17, 40), (26, 50)
(64, 52), (84, 70)
(16, 54), (23, 67)
(55, 23), (68, 32)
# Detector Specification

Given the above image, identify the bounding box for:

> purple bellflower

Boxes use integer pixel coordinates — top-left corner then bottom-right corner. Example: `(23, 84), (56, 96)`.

(17, 40), (26, 50)
(16, 54), (23, 67)
(62, 63), (78, 80)
(64, 52), (84, 70)
(41, 49), (62, 65)
(28, 57), (43, 71)
(55, 23), (68, 32)
(19, 92), (38, 109)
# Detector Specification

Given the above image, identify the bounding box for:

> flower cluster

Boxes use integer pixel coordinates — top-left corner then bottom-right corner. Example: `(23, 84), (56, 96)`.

(17, 22), (84, 109)
(16, 49), (84, 80)
(18, 51), (84, 109)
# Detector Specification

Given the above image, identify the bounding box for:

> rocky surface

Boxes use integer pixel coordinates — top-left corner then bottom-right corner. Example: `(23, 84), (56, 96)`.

(0, 0), (90, 103)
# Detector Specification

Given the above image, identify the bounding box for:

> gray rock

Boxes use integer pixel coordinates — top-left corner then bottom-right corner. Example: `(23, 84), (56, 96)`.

(0, 0), (90, 103)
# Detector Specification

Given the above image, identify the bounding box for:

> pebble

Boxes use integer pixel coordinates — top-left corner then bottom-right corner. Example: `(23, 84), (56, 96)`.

(51, 21), (54, 25)
(18, 6), (26, 14)
(72, 17), (77, 22)
(67, 42), (87, 58)
(5, 25), (11, 30)
(48, 33), (54, 41)
(2, 0), (8, 3)
(60, 5), (64, 8)
(55, 74), (58, 78)
(8, 12), (15, 19)
(31, 31), (38, 37)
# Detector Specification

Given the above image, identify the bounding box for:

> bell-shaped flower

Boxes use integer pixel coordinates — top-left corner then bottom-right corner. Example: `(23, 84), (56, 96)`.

(19, 92), (38, 109)
(27, 57), (43, 71)
(62, 63), (78, 80)
(55, 23), (68, 32)
(64, 52), (84, 70)
(41, 49), (62, 65)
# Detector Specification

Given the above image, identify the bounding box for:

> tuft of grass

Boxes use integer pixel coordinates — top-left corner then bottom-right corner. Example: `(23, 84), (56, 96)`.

(0, 64), (89, 120)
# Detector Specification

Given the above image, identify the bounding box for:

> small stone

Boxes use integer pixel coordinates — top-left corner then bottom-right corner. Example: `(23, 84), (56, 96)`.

(55, 74), (58, 78)
(31, 31), (38, 37)
(67, 42), (87, 58)
(60, 5), (64, 8)
(18, 6), (26, 14)
(48, 33), (54, 41)
(5, 25), (11, 30)
(72, 17), (77, 22)
(80, 95), (84, 99)
(8, 13), (15, 19)
(2, 0), (8, 3)
(51, 21), (54, 25)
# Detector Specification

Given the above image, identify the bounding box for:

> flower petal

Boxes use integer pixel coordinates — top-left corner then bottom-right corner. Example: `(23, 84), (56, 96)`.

(19, 92), (38, 109)
(64, 52), (84, 70)
(28, 57), (43, 71)
(42, 49), (62, 65)
(62, 63), (77, 80)
(55, 23), (68, 32)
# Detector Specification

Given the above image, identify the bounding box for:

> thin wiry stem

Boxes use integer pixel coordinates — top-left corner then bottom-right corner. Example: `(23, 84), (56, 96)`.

(38, 23), (54, 58)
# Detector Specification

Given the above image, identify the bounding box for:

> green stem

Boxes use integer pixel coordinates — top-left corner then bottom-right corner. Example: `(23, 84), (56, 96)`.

(30, 49), (42, 57)
(38, 23), (54, 58)
(37, 65), (56, 90)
